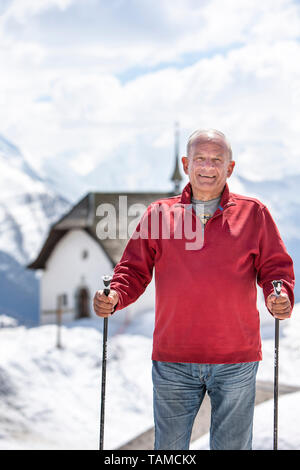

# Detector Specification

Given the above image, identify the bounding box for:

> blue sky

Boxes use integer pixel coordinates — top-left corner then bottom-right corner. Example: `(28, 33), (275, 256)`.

(0, 0), (300, 199)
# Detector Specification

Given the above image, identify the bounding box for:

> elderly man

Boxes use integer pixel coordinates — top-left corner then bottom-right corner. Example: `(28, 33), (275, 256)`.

(93, 129), (295, 450)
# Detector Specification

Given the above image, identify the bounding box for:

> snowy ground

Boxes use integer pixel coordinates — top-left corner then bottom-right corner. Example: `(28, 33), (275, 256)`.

(0, 303), (300, 450)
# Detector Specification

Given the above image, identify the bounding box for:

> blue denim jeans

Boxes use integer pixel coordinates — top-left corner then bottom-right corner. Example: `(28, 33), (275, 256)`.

(152, 360), (259, 450)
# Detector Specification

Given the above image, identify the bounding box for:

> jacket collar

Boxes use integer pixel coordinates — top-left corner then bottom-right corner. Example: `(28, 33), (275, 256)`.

(180, 182), (236, 210)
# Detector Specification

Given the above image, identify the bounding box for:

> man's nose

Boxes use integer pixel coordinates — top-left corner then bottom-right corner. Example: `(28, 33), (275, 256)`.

(200, 159), (215, 169)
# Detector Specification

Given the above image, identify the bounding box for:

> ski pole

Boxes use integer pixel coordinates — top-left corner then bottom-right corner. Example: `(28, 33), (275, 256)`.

(271, 279), (283, 451)
(99, 274), (112, 450)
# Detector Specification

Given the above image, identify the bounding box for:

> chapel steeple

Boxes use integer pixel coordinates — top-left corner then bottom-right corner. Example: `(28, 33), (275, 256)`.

(170, 121), (183, 194)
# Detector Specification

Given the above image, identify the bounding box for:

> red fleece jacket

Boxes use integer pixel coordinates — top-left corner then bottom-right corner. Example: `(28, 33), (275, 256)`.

(110, 183), (295, 364)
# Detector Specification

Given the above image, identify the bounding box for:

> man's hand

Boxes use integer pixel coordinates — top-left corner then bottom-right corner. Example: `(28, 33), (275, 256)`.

(266, 292), (291, 320)
(93, 289), (119, 318)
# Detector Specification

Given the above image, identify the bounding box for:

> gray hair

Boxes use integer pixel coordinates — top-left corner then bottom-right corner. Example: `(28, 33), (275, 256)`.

(187, 128), (232, 160)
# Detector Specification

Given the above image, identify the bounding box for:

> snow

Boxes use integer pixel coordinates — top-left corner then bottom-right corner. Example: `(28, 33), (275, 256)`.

(0, 314), (154, 450)
(0, 315), (18, 328)
(0, 304), (300, 450)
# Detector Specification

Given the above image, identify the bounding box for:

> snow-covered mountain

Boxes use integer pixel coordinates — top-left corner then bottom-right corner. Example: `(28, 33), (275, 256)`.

(0, 134), (71, 325)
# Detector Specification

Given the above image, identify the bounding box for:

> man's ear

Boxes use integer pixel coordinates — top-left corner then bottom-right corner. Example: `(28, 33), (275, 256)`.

(227, 160), (235, 178)
(181, 156), (189, 175)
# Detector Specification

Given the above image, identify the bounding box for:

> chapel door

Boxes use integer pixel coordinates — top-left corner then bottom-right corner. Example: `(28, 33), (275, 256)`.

(77, 288), (90, 318)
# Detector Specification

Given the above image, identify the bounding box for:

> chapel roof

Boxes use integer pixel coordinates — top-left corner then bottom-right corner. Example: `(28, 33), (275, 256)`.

(27, 190), (176, 269)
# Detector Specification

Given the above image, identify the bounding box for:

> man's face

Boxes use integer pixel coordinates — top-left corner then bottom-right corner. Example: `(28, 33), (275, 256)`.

(181, 138), (235, 200)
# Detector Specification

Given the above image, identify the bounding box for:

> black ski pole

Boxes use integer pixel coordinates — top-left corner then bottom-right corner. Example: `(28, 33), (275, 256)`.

(271, 279), (283, 451)
(99, 274), (112, 450)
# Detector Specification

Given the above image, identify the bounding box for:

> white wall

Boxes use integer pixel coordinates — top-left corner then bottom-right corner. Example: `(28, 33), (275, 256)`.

(40, 229), (156, 327)
(41, 229), (113, 324)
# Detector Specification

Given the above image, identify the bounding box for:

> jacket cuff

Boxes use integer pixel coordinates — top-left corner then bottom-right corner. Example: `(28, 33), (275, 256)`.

(109, 284), (123, 313)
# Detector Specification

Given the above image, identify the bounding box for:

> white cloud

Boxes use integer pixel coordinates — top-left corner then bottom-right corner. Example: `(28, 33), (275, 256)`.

(1, 0), (74, 24)
(0, 0), (299, 194)
(2, 0), (300, 71)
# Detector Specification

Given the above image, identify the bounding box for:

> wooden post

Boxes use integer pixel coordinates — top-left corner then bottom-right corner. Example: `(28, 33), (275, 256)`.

(56, 294), (63, 349)
(42, 297), (74, 348)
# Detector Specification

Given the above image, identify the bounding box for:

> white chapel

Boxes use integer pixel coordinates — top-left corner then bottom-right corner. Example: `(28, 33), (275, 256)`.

(28, 129), (183, 326)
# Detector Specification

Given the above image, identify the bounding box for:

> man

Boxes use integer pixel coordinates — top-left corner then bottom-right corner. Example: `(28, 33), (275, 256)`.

(93, 129), (295, 450)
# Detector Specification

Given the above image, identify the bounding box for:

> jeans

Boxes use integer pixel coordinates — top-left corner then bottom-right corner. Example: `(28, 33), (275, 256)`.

(152, 360), (259, 450)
